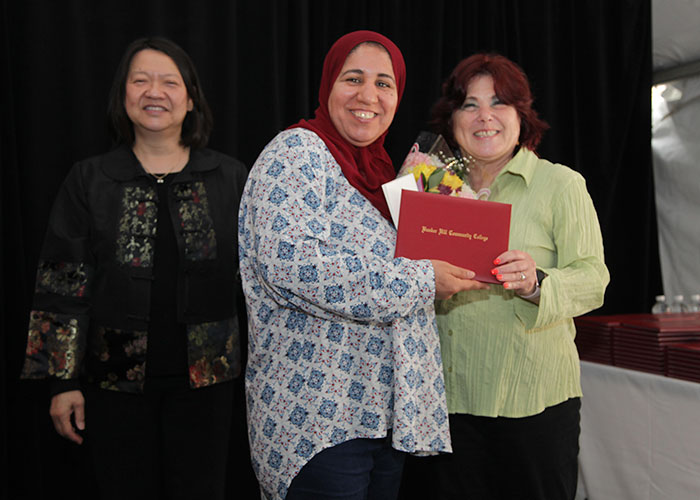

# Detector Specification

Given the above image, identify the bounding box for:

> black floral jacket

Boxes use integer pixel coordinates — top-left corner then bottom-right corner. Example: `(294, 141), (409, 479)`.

(21, 146), (248, 393)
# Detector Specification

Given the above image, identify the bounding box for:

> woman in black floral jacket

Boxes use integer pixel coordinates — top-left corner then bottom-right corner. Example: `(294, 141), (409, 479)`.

(20, 37), (247, 500)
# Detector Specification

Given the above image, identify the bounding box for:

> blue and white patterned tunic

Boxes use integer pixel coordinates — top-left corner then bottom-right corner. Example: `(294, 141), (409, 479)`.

(238, 129), (451, 499)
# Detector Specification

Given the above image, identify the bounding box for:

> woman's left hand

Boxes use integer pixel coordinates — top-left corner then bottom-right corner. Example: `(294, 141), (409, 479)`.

(491, 250), (537, 296)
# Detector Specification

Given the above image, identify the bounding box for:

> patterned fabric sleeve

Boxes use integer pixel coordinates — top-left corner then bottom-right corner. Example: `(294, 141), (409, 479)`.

(239, 130), (434, 324)
(240, 130), (452, 499)
(21, 164), (93, 380)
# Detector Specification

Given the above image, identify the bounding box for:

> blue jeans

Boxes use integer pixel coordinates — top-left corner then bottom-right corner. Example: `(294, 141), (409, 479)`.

(285, 436), (406, 500)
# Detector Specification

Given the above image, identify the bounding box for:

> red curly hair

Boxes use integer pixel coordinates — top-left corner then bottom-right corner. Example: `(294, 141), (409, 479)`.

(430, 53), (549, 153)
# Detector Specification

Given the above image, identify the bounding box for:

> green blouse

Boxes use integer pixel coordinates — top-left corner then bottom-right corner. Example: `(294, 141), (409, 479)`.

(436, 148), (610, 418)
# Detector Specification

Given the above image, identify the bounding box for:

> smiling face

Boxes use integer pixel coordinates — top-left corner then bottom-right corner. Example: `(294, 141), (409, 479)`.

(124, 49), (193, 141)
(327, 43), (398, 147)
(452, 74), (521, 170)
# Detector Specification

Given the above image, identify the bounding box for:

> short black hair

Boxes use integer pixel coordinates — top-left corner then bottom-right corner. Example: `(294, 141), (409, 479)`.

(107, 37), (213, 149)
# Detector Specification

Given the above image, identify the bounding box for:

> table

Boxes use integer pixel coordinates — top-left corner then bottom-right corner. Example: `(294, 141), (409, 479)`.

(576, 361), (700, 499)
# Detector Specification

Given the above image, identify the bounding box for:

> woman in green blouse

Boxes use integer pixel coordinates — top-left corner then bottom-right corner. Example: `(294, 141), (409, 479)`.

(426, 53), (609, 499)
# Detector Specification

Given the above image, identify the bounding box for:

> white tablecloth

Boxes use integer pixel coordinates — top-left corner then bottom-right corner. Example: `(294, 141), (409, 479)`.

(577, 361), (700, 499)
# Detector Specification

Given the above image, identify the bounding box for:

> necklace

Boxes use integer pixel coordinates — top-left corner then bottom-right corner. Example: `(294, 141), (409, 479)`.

(134, 146), (188, 184)
(143, 164), (176, 184)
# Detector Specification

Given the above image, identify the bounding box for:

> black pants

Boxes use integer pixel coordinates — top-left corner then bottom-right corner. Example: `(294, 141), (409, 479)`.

(84, 378), (234, 500)
(430, 398), (581, 500)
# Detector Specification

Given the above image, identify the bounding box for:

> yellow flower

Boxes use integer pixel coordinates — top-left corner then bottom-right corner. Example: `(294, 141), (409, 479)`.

(441, 170), (463, 191)
(410, 163), (436, 182)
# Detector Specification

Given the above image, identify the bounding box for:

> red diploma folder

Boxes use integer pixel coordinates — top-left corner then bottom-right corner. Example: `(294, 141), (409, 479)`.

(395, 190), (511, 283)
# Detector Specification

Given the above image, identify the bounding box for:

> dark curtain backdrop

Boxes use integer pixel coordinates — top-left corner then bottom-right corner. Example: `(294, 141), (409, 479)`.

(1, 1), (655, 499)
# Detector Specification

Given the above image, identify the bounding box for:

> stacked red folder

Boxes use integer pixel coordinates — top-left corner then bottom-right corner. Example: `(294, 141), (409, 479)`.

(574, 315), (624, 365)
(573, 313), (657, 365)
(612, 315), (700, 375)
(666, 342), (700, 382)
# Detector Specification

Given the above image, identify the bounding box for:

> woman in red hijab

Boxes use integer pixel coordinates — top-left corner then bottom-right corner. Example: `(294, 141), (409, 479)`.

(290, 30), (405, 221)
(239, 31), (485, 500)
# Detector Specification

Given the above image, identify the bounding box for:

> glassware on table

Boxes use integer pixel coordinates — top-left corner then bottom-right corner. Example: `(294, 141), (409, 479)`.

(686, 294), (700, 313)
(651, 295), (670, 314)
(668, 294), (687, 313)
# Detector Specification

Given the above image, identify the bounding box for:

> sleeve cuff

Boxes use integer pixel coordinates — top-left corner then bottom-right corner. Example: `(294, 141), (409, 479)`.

(518, 284), (541, 301)
(49, 378), (82, 397)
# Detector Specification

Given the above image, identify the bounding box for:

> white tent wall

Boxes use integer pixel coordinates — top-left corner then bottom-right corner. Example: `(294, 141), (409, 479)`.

(652, 79), (700, 300)
(653, 0), (700, 72)
(651, 0), (700, 305)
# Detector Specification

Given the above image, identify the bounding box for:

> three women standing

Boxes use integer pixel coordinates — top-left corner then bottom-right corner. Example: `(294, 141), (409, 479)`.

(21, 31), (607, 500)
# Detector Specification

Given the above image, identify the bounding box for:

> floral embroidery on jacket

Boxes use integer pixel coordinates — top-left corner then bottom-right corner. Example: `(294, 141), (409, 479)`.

(20, 147), (247, 396)
(34, 260), (92, 297)
(88, 326), (147, 392)
(116, 185), (157, 267)
(21, 310), (83, 379)
(174, 181), (217, 261)
(187, 317), (240, 388)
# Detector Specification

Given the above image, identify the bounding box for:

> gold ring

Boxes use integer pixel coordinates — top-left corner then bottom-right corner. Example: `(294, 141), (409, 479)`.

(520, 272), (526, 281)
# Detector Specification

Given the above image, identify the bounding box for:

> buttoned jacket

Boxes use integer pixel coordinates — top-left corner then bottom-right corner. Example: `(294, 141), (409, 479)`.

(21, 146), (248, 393)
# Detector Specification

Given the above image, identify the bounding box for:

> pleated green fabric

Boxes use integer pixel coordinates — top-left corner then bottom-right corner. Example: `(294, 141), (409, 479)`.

(436, 148), (610, 418)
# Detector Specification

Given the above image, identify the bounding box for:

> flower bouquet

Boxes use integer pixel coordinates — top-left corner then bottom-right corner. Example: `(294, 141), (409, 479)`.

(391, 132), (511, 282)
(397, 131), (477, 199)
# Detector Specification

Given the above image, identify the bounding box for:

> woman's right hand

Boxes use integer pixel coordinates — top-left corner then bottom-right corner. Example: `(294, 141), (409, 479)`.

(431, 259), (489, 300)
(50, 390), (85, 445)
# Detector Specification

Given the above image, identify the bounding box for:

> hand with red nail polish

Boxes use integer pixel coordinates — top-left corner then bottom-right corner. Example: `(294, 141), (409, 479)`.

(492, 250), (538, 296)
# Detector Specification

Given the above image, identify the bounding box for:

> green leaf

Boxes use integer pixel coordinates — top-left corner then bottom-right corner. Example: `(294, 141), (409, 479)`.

(427, 170), (445, 190)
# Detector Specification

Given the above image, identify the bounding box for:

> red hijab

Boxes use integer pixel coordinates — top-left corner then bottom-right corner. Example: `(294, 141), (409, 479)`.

(290, 31), (406, 221)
